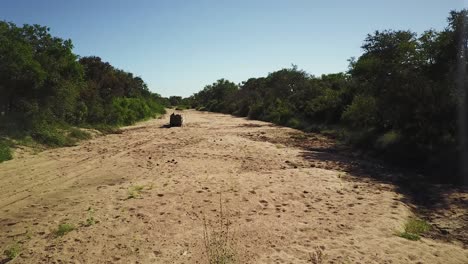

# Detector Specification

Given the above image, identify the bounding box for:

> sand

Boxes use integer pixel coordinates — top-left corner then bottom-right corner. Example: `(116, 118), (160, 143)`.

(0, 110), (467, 263)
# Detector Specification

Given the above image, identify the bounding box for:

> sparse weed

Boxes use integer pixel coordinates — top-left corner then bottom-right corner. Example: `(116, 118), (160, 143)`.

(309, 246), (325, 264)
(3, 243), (20, 260)
(85, 217), (96, 226)
(55, 223), (75, 237)
(84, 207), (96, 226)
(203, 194), (236, 264)
(127, 185), (145, 199)
(398, 218), (431, 241)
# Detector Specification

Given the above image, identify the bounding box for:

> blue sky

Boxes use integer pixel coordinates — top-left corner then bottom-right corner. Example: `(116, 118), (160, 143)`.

(0, 0), (465, 97)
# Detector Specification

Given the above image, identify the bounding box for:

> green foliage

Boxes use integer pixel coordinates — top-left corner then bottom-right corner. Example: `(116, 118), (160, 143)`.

(188, 10), (468, 183)
(169, 96), (182, 106)
(108, 97), (165, 126)
(398, 218), (431, 241)
(3, 243), (20, 259)
(55, 223), (75, 237)
(341, 95), (378, 128)
(375, 130), (401, 149)
(32, 126), (71, 147)
(0, 140), (12, 162)
(175, 105), (189, 110)
(191, 79), (238, 113)
(0, 21), (166, 156)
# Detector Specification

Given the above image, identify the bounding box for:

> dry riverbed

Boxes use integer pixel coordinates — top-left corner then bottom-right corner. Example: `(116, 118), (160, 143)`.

(1, 110), (467, 263)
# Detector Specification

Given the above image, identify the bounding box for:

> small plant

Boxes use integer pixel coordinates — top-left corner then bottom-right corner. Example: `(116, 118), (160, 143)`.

(85, 217), (96, 226)
(55, 223), (75, 237)
(398, 218), (431, 241)
(84, 207), (96, 226)
(203, 195), (236, 264)
(4, 243), (20, 260)
(309, 246), (325, 264)
(127, 185), (145, 199)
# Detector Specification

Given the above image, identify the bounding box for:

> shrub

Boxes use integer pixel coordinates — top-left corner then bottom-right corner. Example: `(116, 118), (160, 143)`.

(32, 126), (71, 147)
(341, 95), (378, 128)
(109, 98), (165, 126)
(175, 105), (188, 110)
(375, 130), (401, 149)
(286, 117), (302, 129)
(339, 128), (376, 148)
(247, 102), (264, 120)
(0, 140), (12, 162)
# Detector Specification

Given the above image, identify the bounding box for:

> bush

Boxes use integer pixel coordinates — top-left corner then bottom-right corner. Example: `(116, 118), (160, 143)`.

(341, 95), (378, 128)
(32, 126), (71, 147)
(175, 105), (188, 110)
(286, 117), (302, 129)
(375, 130), (401, 149)
(340, 128), (376, 148)
(247, 102), (264, 120)
(0, 140), (12, 163)
(109, 98), (165, 126)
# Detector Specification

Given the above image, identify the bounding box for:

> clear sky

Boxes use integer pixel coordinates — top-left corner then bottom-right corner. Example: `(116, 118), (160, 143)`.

(0, 0), (466, 97)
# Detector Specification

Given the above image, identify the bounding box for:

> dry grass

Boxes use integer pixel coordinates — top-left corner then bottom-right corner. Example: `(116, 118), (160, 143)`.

(309, 246), (325, 264)
(203, 194), (236, 264)
(127, 185), (145, 199)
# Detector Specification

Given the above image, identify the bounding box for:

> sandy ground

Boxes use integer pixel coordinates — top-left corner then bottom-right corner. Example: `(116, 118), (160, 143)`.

(0, 110), (467, 264)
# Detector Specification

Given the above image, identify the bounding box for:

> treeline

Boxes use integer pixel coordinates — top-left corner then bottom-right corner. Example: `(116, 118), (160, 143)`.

(0, 21), (166, 159)
(187, 10), (468, 183)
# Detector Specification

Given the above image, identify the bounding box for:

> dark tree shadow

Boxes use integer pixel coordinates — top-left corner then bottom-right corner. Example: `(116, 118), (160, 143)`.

(236, 123), (277, 128)
(246, 129), (467, 245)
(0, 258), (12, 264)
(300, 146), (468, 245)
